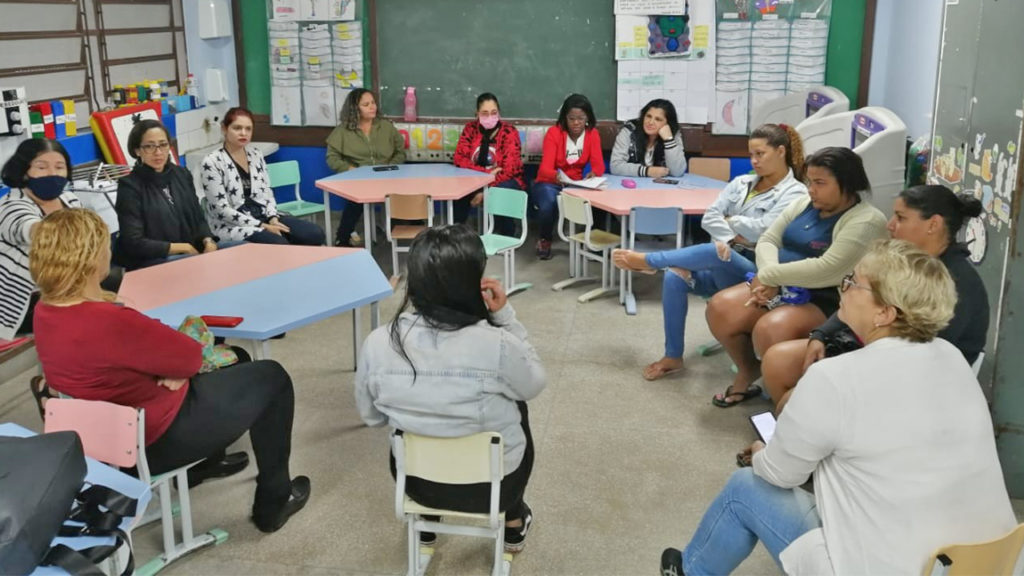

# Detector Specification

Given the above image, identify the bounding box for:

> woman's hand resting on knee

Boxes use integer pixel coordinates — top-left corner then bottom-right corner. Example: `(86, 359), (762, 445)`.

(802, 340), (826, 373)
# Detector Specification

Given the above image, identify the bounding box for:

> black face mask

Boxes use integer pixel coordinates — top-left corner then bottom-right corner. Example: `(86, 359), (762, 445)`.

(26, 175), (68, 201)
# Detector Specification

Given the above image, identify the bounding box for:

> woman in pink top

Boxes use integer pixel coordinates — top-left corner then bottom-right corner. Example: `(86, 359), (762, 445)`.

(532, 93), (605, 259)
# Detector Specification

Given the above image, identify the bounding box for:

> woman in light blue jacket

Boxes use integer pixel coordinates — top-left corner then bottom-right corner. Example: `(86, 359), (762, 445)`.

(612, 124), (807, 381)
(355, 224), (545, 554)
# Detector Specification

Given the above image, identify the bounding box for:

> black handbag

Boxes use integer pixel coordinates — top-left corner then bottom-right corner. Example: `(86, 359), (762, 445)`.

(0, 431), (137, 576)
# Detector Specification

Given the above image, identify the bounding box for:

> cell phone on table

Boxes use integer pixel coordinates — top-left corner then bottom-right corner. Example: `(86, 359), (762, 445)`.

(653, 177), (679, 185)
(201, 315), (244, 328)
(372, 165), (400, 172)
(749, 411), (777, 443)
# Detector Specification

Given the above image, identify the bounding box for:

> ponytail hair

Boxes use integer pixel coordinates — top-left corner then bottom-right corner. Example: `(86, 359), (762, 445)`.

(750, 123), (805, 180)
(897, 185), (984, 246)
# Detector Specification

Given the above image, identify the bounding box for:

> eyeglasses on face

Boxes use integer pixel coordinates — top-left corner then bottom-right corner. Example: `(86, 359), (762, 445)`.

(140, 142), (171, 154)
(839, 271), (872, 294)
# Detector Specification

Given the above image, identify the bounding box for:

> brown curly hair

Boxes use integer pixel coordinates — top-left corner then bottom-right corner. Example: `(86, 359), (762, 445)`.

(750, 123), (805, 180)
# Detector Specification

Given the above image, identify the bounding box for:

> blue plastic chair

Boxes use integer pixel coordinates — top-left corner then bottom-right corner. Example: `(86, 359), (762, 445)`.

(269, 161), (322, 221)
(624, 207), (683, 315)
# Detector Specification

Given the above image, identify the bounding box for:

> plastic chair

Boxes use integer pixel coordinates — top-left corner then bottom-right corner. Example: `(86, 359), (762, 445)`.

(623, 207), (682, 315)
(688, 158), (732, 182)
(481, 187), (531, 296)
(44, 398), (227, 576)
(924, 523), (1024, 576)
(393, 430), (511, 576)
(268, 161), (322, 221)
(972, 351), (985, 377)
(552, 194), (621, 303)
(385, 194), (433, 276)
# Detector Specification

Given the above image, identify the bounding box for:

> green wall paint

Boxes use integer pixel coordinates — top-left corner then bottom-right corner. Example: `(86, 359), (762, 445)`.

(825, 0), (867, 105)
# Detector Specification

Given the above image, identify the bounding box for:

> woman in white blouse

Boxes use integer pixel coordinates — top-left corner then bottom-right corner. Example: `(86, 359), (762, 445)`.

(201, 107), (324, 246)
(660, 239), (1015, 576)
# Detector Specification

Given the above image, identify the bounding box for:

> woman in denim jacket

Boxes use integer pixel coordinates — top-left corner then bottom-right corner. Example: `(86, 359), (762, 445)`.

(355, 224), (546, 554)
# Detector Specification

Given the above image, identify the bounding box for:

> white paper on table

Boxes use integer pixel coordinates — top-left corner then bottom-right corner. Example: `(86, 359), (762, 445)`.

(558, 170), (607, 190)
(614, 0), (686, 15)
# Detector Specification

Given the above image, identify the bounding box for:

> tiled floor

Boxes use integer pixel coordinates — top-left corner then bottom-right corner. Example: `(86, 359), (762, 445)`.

(1, 230), (1015, 575)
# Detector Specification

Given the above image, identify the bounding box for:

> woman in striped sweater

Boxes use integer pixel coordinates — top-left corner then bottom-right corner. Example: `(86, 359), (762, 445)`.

(0, 138), (83, 340)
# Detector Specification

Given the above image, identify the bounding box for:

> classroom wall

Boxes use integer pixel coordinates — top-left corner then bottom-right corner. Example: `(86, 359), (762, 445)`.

(867, 0), (943, 140)
(182, 0), (240, 108)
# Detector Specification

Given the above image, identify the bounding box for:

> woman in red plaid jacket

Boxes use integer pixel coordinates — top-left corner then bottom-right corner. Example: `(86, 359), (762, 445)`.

(453, 93), (525, 236)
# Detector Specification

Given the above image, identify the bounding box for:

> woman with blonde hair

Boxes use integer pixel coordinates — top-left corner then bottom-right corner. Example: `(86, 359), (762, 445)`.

(31, 209), (310, 533)
(660, 239), (1014, 575)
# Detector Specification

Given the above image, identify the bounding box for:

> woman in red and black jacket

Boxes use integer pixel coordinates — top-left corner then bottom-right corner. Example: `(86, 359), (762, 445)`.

(532, 93), (605, 259)
(452, 93), (524, 237)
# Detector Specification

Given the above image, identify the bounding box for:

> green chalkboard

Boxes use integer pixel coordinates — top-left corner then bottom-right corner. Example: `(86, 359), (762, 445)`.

(376, 0), (617, 120)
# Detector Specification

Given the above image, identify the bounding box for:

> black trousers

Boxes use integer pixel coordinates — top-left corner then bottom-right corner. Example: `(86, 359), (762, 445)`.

(146, 359), (295, 510)
(245, 215), (325, 246)
(390, 401), (534, 521)
(336, 202), (365, 243)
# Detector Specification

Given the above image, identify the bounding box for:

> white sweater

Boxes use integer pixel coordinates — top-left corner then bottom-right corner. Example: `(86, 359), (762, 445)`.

(755, 337), (1015, 575)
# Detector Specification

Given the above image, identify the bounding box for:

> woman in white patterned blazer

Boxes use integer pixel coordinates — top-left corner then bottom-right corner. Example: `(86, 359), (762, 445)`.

(201, 107), (324, 245)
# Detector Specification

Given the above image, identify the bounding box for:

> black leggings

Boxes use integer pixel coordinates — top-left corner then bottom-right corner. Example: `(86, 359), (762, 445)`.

(146, 359), (295, 509)
(390, 401), (534, 521)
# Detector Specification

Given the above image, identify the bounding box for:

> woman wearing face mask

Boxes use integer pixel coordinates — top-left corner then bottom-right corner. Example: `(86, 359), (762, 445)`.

(0, 138), (83, 340)
(610, 98), (686, 178)
(201, 107), (324, 245)
(532, 93), (605, 260)
(452, 92), (525, 236)
(116, 119), (224, 270)
(325, 88), (405, 247)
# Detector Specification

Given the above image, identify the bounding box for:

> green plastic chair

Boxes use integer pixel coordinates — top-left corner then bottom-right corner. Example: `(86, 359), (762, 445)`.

(268, 161), (322, 220)
(480, 187), (531, 296)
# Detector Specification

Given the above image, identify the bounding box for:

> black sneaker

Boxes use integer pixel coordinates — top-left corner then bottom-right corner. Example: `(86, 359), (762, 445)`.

(503, 503), (533, 553)
(252, 476), (311, 533)
(660, 547), (685, 576)
(419, 515), (440, 546)
(186, 451), (249, 488)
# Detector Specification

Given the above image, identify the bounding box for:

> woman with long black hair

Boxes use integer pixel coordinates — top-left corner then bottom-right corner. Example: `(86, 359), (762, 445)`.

(355, 224), (546, 553)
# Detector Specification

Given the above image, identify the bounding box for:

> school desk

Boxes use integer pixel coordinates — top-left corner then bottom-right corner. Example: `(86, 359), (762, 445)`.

(564, 173), (727, 315)
(314, 164), (495, 247)
(117, 244), (392, 365)
(0, 422), (152, 576)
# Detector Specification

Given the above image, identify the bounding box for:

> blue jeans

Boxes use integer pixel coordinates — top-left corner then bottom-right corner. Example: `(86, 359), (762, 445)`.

(645, 243), (756, 358)
(245, 215), (326, 246)
(682, 468), (820, 575)
(531, 181), (563, 241)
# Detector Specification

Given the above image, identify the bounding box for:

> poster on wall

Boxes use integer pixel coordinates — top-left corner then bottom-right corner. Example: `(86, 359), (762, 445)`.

(615, 0), (687, 15)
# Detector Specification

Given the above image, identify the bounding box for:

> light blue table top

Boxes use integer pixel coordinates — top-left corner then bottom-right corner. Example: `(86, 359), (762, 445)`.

(316, 163), (487, 182)
(0, 423), (152, 576)
(143, 249), (393, 340)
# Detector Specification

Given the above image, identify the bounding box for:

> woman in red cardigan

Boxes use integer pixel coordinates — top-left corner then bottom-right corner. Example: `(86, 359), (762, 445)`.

(532, 93), (605, 259)
(30, 209), (310, 533)
(452, 92), (525, 237)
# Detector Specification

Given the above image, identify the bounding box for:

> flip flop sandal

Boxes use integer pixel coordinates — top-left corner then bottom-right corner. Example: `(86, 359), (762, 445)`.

(612, 251), (657, 275)
(712, 384), (763, 408)
(736, 450), (753, 468)
(29, 375), (53, 421)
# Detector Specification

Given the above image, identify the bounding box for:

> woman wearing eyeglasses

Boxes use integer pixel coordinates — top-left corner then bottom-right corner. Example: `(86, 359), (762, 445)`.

(762, 185), (987, 415)
(660, 239), (1014, 576)
(115, 119), (224, 270)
